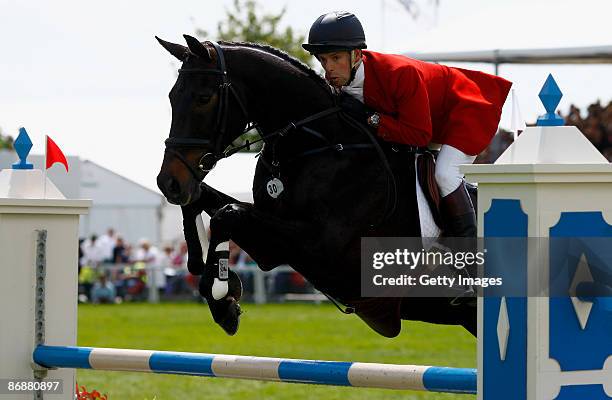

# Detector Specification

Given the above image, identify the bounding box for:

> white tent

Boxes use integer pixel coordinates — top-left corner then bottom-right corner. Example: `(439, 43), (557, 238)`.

(204, 152), (259, 203)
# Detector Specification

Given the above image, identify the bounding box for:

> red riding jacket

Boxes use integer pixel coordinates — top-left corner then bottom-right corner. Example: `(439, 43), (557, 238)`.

(362, 50), (512, 155)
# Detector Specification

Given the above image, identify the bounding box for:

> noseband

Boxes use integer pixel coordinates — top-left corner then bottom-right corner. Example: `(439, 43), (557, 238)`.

(164, 41), (252, 180)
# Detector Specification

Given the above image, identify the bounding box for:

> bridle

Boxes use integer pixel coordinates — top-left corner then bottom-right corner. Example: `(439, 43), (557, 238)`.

(164, 40), (255, 180)
(163, 40), (346, 182)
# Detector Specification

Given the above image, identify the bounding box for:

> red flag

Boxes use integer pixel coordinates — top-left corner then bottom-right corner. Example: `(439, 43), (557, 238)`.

(46, 136), (69, 172)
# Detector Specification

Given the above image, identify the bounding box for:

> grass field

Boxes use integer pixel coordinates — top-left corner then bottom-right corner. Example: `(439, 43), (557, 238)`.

(77, 302), (476, 399)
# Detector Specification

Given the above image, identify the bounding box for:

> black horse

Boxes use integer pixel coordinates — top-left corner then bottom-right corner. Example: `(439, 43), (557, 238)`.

(156, 35), (476, 338)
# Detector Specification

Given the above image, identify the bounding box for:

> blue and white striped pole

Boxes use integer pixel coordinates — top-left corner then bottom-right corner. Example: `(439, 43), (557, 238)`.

(33, 345), (476, 394)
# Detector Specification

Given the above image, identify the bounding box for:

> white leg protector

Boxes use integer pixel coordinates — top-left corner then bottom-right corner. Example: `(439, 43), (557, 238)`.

(435, 145), (476, 197)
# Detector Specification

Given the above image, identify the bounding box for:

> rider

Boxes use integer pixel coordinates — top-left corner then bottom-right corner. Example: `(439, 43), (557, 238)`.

(302, 11), (512, 237)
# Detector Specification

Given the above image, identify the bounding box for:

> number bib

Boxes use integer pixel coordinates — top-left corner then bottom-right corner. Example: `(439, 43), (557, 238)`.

(266, 178), (284, 199)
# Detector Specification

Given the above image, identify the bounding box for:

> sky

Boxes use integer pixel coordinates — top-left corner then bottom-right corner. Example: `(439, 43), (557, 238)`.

(1, 0), (611, 192)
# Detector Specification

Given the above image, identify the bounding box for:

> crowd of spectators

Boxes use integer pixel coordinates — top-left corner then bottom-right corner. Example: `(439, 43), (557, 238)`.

(563, 100), (612, 161)
(78, 227), (310, 304)
(78, 228), (194, 304)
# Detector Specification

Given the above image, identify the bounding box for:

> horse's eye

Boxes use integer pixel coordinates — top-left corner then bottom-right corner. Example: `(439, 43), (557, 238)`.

(197, 94), (212, 104)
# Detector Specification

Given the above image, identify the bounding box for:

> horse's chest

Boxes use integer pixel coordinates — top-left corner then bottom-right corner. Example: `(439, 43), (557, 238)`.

(252, 171), (292, 213)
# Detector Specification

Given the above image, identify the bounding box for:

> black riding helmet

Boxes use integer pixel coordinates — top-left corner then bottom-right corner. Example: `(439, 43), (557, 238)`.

(302, 11), (367, 54)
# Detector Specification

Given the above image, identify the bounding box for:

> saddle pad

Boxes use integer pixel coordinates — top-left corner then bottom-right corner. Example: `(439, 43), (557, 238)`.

(415, 156), (442, 242)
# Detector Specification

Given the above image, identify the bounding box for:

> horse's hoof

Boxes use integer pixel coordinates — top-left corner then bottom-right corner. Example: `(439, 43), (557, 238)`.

(227, 269), (243, 302)
(218, 297), (242, 336)
(199, 270), (243, 335)
(207, 296), (242, 336)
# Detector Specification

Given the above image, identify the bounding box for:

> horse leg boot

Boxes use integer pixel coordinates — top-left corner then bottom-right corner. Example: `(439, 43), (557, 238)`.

(181, 182), (244, 275)
(199, 204), (247, 336)
(440, 181), (477, 237)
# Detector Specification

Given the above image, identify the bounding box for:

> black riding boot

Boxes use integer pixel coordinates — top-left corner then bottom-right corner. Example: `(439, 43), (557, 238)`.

(440, 181), (478, 309)
(441, 181), (477, 237)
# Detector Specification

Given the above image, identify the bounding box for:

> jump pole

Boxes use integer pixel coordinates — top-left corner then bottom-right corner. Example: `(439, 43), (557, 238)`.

(32, 345), (476, 394)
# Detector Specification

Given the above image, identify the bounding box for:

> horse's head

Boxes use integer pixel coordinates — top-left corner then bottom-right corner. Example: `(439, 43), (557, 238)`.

(156, 35), (249, 205)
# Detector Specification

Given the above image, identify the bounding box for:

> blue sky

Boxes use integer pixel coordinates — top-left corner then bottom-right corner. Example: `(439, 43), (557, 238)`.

(1, 0), (610, 191)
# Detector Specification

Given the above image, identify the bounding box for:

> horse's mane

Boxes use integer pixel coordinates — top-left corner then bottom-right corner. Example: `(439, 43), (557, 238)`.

(219, 41), (330, 92)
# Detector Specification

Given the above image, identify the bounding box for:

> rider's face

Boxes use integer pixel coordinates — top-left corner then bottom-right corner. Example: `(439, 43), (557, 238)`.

(317, 51), (359, 88)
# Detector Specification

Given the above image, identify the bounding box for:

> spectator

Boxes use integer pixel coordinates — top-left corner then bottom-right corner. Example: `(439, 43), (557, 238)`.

(112, 236), (130, 264)
(562, 100), (612, 159)
(133, 238), (159, 264)
(565, 105), (583, 130)
(78, 237), (85, 275)
(98, 228), (117, 262)
(171, 241), (188, 269)
(90, 274), (116, 304)
(157, 245), (176, 295)
(81, 234), (105, 268)
(124, 243), (134, 263)
(78, 262), (96, 302)
(582, 119), (603, 145)
(165, 241), (192, 295)
(133, 239), (166, 297)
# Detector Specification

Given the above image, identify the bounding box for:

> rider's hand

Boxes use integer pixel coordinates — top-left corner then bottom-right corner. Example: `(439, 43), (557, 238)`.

(338, 91), (373, 125)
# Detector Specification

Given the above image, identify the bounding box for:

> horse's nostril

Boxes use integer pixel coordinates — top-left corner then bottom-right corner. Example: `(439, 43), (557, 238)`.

(168, 178), (181, 195)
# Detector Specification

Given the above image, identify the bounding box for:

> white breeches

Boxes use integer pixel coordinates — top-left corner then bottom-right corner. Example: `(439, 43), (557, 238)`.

(434, 145), (476, 197)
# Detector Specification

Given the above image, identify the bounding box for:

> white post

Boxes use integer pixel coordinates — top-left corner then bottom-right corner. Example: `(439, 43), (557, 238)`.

(147, 265), (160, 304)
(464, 76), (612, 399)
(0, 163), (90, 399)
(253, 268), (267, 305)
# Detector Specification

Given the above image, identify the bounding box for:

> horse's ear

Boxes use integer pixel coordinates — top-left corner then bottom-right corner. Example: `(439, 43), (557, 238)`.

(155, 36), (189, 61)
(183, 34), (212, 62)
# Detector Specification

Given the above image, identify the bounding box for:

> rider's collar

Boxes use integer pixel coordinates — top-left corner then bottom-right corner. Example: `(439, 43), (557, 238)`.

(337, 61), (365, 101)
(347, 60), (364, 89)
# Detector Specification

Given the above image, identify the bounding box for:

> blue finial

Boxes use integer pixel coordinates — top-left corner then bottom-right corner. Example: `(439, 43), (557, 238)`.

(12, 127), (34, 169)
(536, 74), (564, 126)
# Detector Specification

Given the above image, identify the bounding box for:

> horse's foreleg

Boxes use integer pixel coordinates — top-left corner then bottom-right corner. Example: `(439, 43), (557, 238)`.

(201, 202), (312, 335)
(190, 182), (242, 216)
(181, 183), (245, 275)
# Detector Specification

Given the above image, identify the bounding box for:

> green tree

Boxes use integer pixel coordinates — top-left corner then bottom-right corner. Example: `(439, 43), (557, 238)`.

(197, 0), (313, 152)
(198, 0), (312, 65)
(0, 127), (13, 150)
